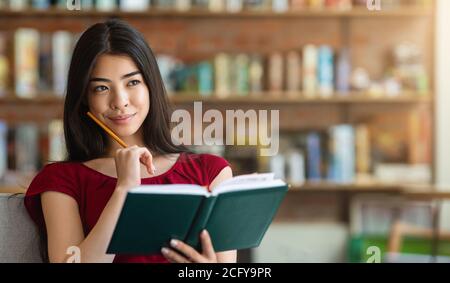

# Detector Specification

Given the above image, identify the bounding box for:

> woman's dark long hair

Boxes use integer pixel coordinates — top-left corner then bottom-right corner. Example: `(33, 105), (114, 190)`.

(64, 19), (187, 161)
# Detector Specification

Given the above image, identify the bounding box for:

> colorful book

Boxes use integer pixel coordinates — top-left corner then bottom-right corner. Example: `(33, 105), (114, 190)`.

(234, 54), (249, 96)
(0, 33), (8, 97)
(15, 28), (39, 98)
(268, 52), (283, 93)
(107, 173), (288, 254)
(286, 50), (301, 94)
(302, 44), (318, 98)
(317, 45), (334, 98)
(226, 0), (243, 12)
(0, 121), (6, 180)
(336, 47), (351, 94)
(9, 0), (28, 10)
(272, 0), (288, 12)
(328, 125), (355, 183)
(249, 55), (264, 94)
(175, 0), (191, 11)
(53, 31), (73, 96)
(96, 0), (116, 11)
(120, 0), (150, 11)
(306, 132), (322, 181)
(38, 32), (53, 92)
(209, 0), (225, 11)
(31, 0), (50, 9)
(214, 53), (231, 98)
(355, 125), (371, 175)
(15, 123), (39, 173)
(197, 61), (213, 96)
(288, 150), (305, 185)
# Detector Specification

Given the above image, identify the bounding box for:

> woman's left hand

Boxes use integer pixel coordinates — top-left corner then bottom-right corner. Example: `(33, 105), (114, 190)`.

(161, 230), (218, 263)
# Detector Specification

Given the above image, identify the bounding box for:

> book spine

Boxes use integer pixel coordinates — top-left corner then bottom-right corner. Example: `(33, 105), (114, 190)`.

(53, 31), (73, 96)
(307, 132), (322, 181)
(184, 196), (217, 250)
(0, 33), (8, 97)
(198, 61), (213, 97)
(0, 121), (7, 180)
(302, 44), (318, 98)
(15, 28), (39, 98)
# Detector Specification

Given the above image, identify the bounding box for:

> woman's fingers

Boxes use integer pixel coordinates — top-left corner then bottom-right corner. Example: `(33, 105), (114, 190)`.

(136, 147), (155, 175)
(169, 239), (204, 263)
(200, 230), (216, 260)
(161, 247), (191, 263)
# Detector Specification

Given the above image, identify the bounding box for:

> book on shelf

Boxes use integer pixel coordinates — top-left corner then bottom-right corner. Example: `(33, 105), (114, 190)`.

(286, 50), (302, 94)
(317, 46), (334, 98)
(96, 0), (117, 11)
(214, 53), (231, 98)
(0, 121), (6, 180)
(306, 132), (322, 181)
(248, 55), (264, 94)
(107, 173), (288, 254)
(272, 0), (288, 13)
(15, 123), (39, 173)
(0, 32), (8, 97)
(226, 0), (243, 12)
(120, 0), (150, 11)
(175, 0), (191, 11)
(268, 52), (284, 94)
(327, 125), (355, 183)
(197, 61), (214, 96)
(52, 31), (74, 96)
(234, 54), (250, 96)
(302, 44), (318, 98)
(38, 32), (52, 92)
(15, 28), (39, 98)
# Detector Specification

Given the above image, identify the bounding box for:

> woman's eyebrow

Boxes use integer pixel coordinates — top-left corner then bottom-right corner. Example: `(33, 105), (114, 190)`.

(89, 71), (141, 82)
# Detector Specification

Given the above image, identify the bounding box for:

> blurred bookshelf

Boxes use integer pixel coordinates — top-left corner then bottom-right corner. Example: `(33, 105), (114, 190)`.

(0, 0), (437, 197)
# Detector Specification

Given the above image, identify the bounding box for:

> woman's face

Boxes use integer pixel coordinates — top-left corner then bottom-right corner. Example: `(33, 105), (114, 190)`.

(87, 54), (150, 138)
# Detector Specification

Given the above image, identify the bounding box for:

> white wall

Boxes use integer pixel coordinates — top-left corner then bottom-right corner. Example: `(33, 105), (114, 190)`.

(435, 0), (450, 230)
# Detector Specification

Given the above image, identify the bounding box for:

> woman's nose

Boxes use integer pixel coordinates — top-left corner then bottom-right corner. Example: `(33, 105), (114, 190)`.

(111, 89), (129, 110)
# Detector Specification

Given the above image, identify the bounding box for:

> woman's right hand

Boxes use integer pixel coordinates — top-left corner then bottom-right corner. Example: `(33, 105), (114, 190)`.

(114, 145), (156, 191)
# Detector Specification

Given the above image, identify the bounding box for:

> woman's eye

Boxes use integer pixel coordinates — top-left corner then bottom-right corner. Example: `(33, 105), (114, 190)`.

(127, 80), (141, 87)
(93, 85), (108, 92)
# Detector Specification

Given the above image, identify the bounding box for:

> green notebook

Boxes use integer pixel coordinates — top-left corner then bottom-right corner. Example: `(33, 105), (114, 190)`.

(107, 173), (288, 255)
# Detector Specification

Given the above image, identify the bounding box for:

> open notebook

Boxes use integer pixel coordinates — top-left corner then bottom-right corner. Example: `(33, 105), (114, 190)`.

(107, 173), (289, 254)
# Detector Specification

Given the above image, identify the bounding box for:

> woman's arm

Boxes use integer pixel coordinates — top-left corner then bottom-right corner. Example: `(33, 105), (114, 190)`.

(42, 146), (155, 263)
(42, 187), (128, 263)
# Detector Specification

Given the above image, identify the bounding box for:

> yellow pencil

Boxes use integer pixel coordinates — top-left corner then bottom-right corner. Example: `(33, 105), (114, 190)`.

(87, 111), (128, 148)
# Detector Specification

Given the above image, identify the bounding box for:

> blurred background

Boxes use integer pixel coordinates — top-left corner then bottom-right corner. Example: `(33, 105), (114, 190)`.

(0, 0), (449, 263)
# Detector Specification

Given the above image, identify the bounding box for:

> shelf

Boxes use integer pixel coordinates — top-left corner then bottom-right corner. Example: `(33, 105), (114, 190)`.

(289, 182), (450, 200)
(0, 7), (433, 19)
(0, 92), (432, 106)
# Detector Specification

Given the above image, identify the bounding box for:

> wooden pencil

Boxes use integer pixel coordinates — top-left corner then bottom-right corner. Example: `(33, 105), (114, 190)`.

(87, 111), (128, 148)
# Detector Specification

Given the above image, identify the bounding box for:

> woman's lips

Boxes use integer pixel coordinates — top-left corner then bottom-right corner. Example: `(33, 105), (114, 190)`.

(108, 113), (137, 125)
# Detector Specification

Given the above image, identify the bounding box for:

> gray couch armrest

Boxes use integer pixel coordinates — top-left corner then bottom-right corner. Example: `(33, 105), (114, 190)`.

(0, 193), (44, 263)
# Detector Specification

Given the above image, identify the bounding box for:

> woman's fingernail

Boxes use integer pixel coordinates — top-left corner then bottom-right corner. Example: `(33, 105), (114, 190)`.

(170, 239), (178, 247)
(202, 229), (208, 236)
(161, 247), (169, 255)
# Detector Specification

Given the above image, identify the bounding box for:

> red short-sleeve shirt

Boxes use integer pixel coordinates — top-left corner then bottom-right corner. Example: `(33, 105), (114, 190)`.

(24, 152), (230, 263)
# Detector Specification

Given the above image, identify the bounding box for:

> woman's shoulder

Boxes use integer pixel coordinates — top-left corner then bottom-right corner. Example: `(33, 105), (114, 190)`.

(179, 152), (231, 184)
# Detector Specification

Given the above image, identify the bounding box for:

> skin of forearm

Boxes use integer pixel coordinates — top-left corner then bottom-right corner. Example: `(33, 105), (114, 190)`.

(68, 187), (128, 263)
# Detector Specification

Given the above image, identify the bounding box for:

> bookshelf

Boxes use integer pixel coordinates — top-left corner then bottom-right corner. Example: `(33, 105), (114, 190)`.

(0, 1), (437, 195)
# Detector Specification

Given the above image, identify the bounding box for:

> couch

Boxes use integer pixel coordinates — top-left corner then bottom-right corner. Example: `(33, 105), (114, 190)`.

(0, 193), (43, 263)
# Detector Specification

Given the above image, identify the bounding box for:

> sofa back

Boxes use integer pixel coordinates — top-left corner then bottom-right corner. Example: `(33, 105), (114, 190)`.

(0, 193), (43, 263)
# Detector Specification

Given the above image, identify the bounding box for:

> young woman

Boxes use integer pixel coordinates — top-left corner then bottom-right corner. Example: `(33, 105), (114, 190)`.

(24, 19), (236, 263)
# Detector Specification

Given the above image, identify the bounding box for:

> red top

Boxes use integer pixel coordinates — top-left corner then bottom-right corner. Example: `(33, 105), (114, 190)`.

(24, 152), (230, 263)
